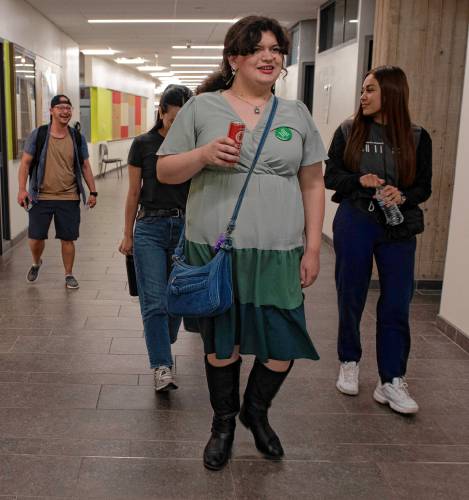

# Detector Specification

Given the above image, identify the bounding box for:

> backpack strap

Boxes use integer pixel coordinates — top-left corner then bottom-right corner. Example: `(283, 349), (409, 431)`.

(69, 126), (84, 165)
(29, 125), (48, 177)
(411, 124), (422, 148)
(340, 119), (354, 143)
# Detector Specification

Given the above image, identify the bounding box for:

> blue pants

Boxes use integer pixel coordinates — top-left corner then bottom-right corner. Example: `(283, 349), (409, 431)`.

(133, 216), (184, 369)
(333, 200), (416, 383)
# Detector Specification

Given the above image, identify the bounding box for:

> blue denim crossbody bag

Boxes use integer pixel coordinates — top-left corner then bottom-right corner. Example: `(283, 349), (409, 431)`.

(167, 97), (278, 318)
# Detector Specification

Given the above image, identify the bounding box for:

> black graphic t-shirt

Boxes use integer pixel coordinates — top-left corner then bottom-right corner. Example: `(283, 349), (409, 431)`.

(128, 130), (190, 210)
(358, 122), (397, 186)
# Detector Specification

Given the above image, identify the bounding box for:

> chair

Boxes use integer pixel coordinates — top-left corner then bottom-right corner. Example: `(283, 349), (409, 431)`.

(98, 143), (123, 178)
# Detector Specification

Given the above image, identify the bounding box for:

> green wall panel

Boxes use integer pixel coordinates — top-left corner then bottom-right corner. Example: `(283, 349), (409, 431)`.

(90, 87), (112, 143)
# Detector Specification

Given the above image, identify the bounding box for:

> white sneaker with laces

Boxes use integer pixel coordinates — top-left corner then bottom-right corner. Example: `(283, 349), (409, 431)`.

(373, 377), (419, 414)
(154, 366), (178, 392)
(336, 361), (359, 395)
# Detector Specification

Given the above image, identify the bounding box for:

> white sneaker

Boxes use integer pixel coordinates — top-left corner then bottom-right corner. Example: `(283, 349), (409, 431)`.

(336, 362), (359, 395)
(154, 366), (178, 392)
(373, 377), (419, 414)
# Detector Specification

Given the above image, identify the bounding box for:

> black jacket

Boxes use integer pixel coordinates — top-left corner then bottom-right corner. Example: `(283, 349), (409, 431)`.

(324, 123), (432, 210)
(324, 120), (432, 240)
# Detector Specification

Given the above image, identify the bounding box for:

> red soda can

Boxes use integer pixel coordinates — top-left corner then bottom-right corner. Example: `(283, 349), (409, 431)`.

(227, 121), (245, 150)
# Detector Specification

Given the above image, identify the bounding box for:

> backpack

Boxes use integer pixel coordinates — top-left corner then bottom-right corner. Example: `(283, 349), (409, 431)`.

(29, 125), (84, 177)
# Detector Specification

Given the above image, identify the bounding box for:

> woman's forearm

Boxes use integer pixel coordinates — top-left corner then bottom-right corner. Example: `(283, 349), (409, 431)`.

(123, 192), (139, 238)
(123, 165), (142, 238)
(157, 148), (206, 184)
(299, 164), (325, 254)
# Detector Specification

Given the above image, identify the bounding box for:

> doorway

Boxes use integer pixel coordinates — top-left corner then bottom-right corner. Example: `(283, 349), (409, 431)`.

(303, 63), (315, 113)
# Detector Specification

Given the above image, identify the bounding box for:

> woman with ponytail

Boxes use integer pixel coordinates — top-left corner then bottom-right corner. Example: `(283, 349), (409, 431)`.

(118, 84), (193, 392)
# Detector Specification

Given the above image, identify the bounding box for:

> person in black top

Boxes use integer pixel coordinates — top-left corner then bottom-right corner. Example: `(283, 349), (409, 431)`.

(118, 85), (192, 392)
(324, 66), (432, 414)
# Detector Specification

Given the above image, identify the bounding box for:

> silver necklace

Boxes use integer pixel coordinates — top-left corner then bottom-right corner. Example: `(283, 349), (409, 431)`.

(231, 91), (269, 114)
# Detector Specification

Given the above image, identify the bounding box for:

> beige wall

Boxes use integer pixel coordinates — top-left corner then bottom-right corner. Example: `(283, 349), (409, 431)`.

(83, 56), (155, 128)
(439, 27), (469, 337)
(312, 0), (375, 238)
(373, 0), (469, 280)
(313, 41), (360, 237)
(83, 56), (156, 176)
(276, 64), (300, 100)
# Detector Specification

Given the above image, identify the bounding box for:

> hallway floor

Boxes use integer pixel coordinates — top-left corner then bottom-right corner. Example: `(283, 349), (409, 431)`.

(0, 170), (468, 499)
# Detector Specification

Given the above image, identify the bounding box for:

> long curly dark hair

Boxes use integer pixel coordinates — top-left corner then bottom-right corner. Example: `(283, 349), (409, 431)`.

(196, 15), (290, 94)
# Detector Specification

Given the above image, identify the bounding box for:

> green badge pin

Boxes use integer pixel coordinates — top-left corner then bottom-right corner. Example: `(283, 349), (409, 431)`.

(274, 127), (293, 141)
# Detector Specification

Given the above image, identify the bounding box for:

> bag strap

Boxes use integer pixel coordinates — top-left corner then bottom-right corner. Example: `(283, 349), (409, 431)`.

(225, 95), (278, 235)
(174, 95), (278, 259)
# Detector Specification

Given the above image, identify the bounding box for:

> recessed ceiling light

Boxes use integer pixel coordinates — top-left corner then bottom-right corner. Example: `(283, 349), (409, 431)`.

(115, 57), (148, 64)
(137, 65), (167, 72)
(170, 64), (219, 68)
(172, 70), (214, 74)
(15, 69), (35, 74)
(150, 72), (175, 77)
(88, 19), (237, 24)
(348, 19), (359, 23)
(81, 49), (120, 55)
(171, 56), (222, 60)
(172, 45), (224, 49)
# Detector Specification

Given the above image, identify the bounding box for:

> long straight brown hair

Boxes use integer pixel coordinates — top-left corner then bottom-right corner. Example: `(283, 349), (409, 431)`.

(344, 66), (416, 187)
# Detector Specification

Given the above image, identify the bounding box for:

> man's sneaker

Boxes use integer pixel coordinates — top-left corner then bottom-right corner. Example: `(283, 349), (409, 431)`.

(373, 377), (419, 414)
(65, 275), (79, 289)
(154, 366), (178, 392)
(26, 260), (42, 283)
(336, 361), (359, 395)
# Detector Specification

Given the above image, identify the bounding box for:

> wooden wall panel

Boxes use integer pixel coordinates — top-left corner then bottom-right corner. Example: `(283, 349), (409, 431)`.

(373, 0), (469, 280)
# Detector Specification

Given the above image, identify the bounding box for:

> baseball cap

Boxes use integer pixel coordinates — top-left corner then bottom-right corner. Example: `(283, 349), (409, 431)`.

(50, 94), (72, 108)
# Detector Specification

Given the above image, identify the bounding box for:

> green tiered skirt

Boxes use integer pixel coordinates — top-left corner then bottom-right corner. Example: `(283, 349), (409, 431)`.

(183, 169), (320, 362)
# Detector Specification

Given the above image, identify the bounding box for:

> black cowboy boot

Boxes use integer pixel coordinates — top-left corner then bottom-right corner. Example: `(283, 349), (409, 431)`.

(203, 356), (241, 471)
(239, 358), (293, 459)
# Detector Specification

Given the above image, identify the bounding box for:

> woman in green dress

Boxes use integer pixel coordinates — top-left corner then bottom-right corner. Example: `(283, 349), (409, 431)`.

(158, 15), (326, 471)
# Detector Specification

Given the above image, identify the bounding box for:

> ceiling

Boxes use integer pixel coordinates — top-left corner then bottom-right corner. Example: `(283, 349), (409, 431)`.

(26, 0), (323, 91)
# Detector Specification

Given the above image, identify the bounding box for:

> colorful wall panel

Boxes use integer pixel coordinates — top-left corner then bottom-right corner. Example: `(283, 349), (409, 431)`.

(90, 87), (112, 143)
(91, 87), (147, 143)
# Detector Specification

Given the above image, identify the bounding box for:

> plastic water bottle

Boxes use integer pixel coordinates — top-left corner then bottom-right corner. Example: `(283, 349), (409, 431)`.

(375, 187), (404, 226)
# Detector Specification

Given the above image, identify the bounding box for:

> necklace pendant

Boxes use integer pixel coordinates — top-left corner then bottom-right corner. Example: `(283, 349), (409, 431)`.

(254, 106), (260, 114)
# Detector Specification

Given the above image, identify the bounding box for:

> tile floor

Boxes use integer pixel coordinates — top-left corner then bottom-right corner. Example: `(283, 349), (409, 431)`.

(0, 170), (468, 499)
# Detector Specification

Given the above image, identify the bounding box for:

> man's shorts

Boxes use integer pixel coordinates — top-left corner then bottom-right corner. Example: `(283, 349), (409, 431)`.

(28, 200), (81, 241)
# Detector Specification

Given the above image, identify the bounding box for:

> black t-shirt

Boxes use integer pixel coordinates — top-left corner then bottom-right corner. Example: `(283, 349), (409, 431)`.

(358, 122), (398, 186)
(127, 130), (190, 210)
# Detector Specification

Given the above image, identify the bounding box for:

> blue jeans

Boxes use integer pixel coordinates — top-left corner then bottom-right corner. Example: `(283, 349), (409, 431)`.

(333, 200), (416, 383)
(133, 215), (184, 369)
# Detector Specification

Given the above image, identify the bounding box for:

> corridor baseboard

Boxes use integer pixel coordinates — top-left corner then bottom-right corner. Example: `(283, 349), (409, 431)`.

(436, 315), (469, 354)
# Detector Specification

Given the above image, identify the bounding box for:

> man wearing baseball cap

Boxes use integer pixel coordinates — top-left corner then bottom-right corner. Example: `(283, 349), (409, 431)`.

(17, 94), (98, 289)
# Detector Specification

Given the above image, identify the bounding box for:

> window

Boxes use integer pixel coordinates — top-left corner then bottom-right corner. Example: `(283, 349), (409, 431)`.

(319, 0), (359, 53)
(344, 0), (359, 42)
(12, 46), (36, 158)
(288, 26), (300, 66)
